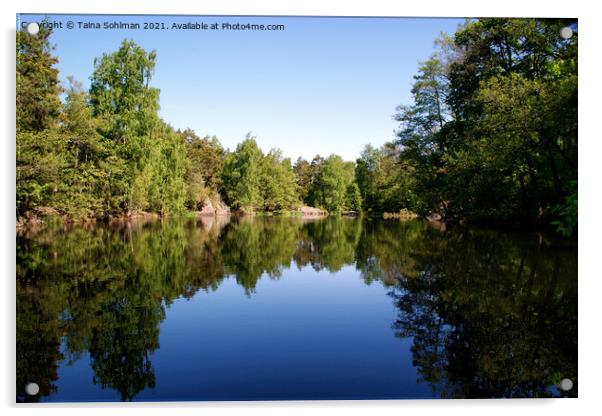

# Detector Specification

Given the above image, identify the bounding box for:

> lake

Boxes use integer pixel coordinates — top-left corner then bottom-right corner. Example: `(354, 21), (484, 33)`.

(16, 216), (577, 402)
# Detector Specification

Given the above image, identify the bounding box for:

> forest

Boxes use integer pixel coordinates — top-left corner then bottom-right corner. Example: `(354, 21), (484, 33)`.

(16, 18), (577, 235)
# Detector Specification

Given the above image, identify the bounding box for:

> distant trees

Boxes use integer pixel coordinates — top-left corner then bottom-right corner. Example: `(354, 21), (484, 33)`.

(260, 149), (299, 211)
(319, 155), (361, 213)
(221, 137), (265, 211)
(355, 143), (419, 214)
(221, 137), (299, 212)
(179, 129), (224, 210)
(292, 155), (361, 213)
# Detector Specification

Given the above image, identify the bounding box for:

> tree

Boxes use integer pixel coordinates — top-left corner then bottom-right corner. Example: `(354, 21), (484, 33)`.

(293, 157), (312, 204)
(445, 18), (577, 227)
(56, 78), (107, 217)
(260, 149), (299, 211)
(16, 129), (68, 215)
(311, 155), (358, 213)
(90, 40), (160, 144)
(139, 123), (188, 214)
(355, 143), (419, 214)
(179, 129), (225, 210)
(16, 25), (65, 216)
(16, 25), (62, 132)
(221, 138), (299, 212)
(306, 155), (325, 207)
(394, 48), (453, 218)
(345, 182), (362, 213)
(221, 137), (264, 211)
(89, 40), (188, 214)
(355, 145), (382, 212)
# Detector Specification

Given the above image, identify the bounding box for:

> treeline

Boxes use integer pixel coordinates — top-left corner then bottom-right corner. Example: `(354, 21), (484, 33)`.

(17, 31), (190, 218)
(16, 18), (578, 234)
(16, 28), (360, 219)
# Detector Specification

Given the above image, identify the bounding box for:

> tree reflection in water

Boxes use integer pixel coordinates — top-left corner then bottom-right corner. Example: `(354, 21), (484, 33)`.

(384, 224), (577, 398)
(16, 217), (576, 401)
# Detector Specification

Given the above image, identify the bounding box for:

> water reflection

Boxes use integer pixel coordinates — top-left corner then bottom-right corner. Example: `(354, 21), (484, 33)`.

(16, 217), (577, 401)
(385, 225), (578, 398)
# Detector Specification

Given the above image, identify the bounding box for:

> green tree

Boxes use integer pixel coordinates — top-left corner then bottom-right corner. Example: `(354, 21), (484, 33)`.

(392, 19), (577, 233)
(89, 40), (188, 214)
(16, 25), (65, 216)
(355, 145), (382, 212)
(394, 50), (452, 217)
(90, 40), (159, 143)
(311, 155), (358, 213)
(260, 149), (299, 211)
(221, 136), (264, 211)
(179, 129), (225, 209)
(55, 78), (108, 217)
(16, 25), (62, 132)
(306, 155), (325, 207)
(293, 157), (312, 204)
(16, 129), (67, 215)
(90, 40), (158, 212)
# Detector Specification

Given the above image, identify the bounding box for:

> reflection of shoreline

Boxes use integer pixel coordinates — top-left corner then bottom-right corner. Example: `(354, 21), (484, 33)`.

(16, 212), (234, 239)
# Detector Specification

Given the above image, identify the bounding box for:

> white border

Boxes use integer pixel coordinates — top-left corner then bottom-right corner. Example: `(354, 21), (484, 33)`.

(2, 1), (600, 415)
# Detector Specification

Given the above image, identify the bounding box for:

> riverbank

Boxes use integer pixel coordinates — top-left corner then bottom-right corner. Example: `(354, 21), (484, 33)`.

(16, 204), (333, 230)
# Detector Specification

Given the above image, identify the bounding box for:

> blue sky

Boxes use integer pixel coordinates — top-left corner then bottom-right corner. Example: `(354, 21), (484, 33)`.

(19, 14), (463, 161)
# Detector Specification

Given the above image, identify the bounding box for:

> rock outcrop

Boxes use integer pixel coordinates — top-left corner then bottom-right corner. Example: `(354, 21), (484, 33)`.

(298, 206), (327, 217)
(197, 196), (231, 217)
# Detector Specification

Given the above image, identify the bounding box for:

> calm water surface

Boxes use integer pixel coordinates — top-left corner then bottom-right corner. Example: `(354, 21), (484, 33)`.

(16, 217), (577, 401)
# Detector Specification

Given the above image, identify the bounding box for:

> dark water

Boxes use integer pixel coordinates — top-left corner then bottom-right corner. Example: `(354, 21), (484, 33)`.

(16, 217), (577, 402)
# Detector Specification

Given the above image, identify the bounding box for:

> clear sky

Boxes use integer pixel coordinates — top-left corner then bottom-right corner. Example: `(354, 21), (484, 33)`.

(19, 14), (463, 161)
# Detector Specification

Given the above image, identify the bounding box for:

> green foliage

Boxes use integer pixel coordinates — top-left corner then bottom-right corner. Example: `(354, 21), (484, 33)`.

(392, 18), (577, 234)
(355, 145), (382, 212)
(260, 150), (299, 211)
(302, 154), (360, 213)
(136, 123), (189, 213)
(90, 40), (159, 143)
(179, 129), (224, 209)
(551, 181), (577, 237)
(305, 155), (325, 207)
(17, 129), (68, 214)
(17, 34), (191, 218)
(293, 157), (312, 202)
(16, 25), (62, 132)
(221, 137), (299, 212)
(345, 182), (362, 213)
(89, 40), (188, 214)
(56, 80), (107, 216)
(355, 143), (421, 214)
(16, 18), (578, 234)
(221, 137), (264, 211)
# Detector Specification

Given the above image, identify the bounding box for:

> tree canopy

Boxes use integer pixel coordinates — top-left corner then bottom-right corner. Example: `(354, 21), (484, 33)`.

(393, 18), (577, 234)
